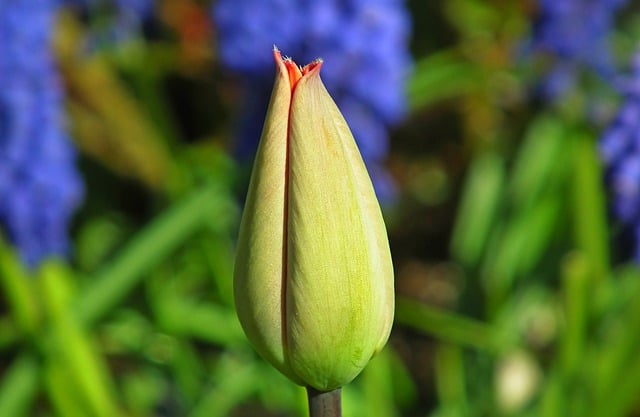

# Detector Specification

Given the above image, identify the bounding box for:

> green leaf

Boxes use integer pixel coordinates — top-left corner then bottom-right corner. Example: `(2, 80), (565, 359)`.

(450, 151), (505, 267)
(508, 115), (567, 209)
(408, 50), (484, 110)
(0, 355), (39, 417)
(395, 297), (497, 352)
(570, 131), (610, 282)
(74, 186), (238, 327)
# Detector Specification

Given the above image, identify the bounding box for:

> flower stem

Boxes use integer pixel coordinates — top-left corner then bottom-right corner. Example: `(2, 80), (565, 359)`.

(306, 387), (341, 417)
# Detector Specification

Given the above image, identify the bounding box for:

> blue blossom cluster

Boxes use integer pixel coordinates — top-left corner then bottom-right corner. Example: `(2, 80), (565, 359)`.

(212, 0), (413, 200)
(528, 0), (629, 99)
(0, 0), (83, 267)
(599, 52), (640, 261)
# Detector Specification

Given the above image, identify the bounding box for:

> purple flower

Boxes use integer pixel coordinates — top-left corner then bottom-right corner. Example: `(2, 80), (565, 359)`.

(528, 0), (630, 99)
(0, 0), (83, 267)
(212, 0), (412, 201)
(600, 50), (640, 261)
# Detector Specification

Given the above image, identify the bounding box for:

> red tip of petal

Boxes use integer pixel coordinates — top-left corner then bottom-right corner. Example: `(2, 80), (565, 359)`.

(284, 58), (303, 89)
(273, 47), (322, 92)
(301, 59), (323, 75)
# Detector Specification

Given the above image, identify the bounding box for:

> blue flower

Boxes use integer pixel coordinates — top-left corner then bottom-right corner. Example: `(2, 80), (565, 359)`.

(212, 0), (412, 201)
(0, 0), (83, 267)
(599, 51), (640, 261)
(528, 0), (630, 99)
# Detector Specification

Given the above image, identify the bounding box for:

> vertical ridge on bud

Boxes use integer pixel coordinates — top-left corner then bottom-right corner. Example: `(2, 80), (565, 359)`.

(234, 49), (302, 384)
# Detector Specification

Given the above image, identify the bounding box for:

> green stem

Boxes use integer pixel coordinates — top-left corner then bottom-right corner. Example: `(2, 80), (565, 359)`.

(306, 387), (341, 417)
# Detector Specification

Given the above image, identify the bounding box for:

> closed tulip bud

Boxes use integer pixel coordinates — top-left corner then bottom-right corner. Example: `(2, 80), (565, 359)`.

(234, 47), (394, 392)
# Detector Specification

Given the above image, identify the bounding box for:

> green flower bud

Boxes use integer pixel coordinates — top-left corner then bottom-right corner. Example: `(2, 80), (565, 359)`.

(234, 47), (394, 392)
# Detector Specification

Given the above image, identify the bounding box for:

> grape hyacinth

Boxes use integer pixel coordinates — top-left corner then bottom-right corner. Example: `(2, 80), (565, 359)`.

(212, 0), (412, 200)
(0, 1), (83, 267)
(528, 0), (629, 99)
(599, 51), (640, 261)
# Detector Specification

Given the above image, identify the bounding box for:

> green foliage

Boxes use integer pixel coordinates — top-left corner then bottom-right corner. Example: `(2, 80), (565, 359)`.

(3, 2), (640, 416)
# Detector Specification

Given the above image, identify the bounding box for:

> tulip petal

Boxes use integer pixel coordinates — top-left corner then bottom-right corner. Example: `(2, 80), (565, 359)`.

(285, 64), (394, 391)
(234, 52), (302, 384)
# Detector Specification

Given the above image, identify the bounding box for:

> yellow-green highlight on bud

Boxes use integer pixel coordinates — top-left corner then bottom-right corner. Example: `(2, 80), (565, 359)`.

(234, 46), (395, 392)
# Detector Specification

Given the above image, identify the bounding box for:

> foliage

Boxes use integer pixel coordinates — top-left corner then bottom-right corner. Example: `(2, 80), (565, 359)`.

(2, 0), (640, 416)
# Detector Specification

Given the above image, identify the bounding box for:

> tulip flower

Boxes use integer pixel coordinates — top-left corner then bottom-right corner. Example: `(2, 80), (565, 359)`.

(234, 47), (394, 396)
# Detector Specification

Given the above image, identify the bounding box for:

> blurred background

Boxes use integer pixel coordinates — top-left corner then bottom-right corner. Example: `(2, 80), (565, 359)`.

(2, 0), (640, 416)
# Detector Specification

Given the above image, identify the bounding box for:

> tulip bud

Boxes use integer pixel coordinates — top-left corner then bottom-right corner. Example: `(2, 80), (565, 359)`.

(234, 47), (394, 392)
